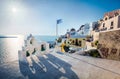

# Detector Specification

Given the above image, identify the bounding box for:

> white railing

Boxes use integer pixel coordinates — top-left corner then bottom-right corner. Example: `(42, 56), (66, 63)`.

(18, 35), (50, 63)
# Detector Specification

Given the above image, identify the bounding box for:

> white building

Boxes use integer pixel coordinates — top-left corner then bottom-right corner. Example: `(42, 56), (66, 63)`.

(77, 22), (98, 36)
(99, 9), (120, 31)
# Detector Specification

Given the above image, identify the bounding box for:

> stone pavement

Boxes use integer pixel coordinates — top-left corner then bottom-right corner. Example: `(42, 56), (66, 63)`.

(0, 50), (120, 79)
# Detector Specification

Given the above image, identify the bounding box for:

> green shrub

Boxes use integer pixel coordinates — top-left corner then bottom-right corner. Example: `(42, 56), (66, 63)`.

(57, 37), (62, 43)
(89, 49), (101, 58)
(95, 40), (98, 46)
(91, 40), (98, 47)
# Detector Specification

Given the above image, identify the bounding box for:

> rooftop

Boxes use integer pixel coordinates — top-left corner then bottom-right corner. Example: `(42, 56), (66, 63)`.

(104, 9), (120, 18)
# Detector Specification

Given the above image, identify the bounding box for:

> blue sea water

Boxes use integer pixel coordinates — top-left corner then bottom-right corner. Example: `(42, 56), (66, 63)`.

(34, 35), (57, 42)
(0, 35), (57, 64)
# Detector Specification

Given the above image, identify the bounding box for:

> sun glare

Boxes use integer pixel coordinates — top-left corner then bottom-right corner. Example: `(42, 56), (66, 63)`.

(12, 7), (17, 13)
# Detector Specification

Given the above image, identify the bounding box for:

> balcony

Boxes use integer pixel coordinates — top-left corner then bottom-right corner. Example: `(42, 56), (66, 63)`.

(100, 27), (107, 31)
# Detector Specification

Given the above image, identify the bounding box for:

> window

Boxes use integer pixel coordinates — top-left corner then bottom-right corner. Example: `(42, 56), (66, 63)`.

(41, 44), (46, 51)
(78, 40), (81, 46)
(72, 40), (75, 45)
(110, 27), (113, 29)
(111, 21), (114, 26)
(105, 17), (107, 20)
(103, 23), (105, 27)
(115, 12), (119, 16)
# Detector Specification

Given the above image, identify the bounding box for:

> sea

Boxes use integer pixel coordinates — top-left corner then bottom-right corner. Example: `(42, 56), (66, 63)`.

(0, 35), (57, 64)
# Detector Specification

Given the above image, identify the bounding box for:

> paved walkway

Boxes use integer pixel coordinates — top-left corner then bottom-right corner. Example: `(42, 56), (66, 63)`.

(0, 50), (120, 79)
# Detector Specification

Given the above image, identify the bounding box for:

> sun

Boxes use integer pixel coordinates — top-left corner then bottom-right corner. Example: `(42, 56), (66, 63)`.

(12, 7), (17, 13)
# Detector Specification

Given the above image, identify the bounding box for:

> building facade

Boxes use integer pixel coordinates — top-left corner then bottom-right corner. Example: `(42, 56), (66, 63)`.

(99, 9), (120, 31)
(77, 23), (93, 36)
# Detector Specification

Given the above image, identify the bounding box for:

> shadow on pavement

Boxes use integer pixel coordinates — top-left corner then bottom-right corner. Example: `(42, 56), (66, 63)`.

(19, 52), (79, 79)
(56, 51), (64, 55)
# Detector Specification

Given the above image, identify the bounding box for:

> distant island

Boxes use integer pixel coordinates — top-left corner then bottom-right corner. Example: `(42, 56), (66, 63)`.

(0, 36), (18, 38)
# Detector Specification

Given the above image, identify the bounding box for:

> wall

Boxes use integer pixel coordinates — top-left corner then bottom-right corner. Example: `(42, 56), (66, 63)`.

(22, 35), (50, 57)
(98, 29), (120, 60)
(91, 31), (99, 41)
(67, 38), (86, 48)
(118, 16), (120, 28)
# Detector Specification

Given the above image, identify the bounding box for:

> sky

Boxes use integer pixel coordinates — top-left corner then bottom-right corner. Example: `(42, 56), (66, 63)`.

(0, 0), (120, 35)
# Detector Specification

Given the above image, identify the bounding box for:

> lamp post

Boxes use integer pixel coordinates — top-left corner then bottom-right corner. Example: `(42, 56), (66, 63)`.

(56, 23), (58, 37)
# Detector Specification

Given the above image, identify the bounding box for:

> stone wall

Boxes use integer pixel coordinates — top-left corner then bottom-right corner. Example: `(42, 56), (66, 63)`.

(98, 30), (120, 60)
